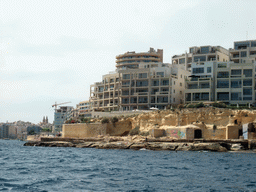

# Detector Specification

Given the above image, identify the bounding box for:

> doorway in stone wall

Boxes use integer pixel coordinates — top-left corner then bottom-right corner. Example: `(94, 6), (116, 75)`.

(194, 129), (202, 139)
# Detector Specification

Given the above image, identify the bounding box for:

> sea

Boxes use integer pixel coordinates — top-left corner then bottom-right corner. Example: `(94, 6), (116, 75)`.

(0, 140), (256, 192)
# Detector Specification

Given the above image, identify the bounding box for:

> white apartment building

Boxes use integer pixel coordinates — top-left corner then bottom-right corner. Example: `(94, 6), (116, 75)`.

(185, 61), (255, 105)
(230, 40), (256, 64)
(172, 45), (229, 71)
(119, 62), (190, 110)
(89, 54), (190, 111)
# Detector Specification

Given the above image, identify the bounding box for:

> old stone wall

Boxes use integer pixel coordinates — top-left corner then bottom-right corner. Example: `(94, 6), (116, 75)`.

(165, 128), (187, 139)
(226, 125), (241, 139)
(203, 127), (226, 140)
(62, 123), (107, 138)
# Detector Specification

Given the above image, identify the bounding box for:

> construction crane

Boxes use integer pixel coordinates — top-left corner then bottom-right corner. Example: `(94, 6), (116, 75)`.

(52, 101), (71, 111)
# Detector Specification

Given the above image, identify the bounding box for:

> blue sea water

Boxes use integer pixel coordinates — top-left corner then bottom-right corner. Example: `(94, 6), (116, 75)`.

(1, 140), (256, 191)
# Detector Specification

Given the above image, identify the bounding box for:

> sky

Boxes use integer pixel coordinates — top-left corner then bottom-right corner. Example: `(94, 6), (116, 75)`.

(0, 0), (256, 124)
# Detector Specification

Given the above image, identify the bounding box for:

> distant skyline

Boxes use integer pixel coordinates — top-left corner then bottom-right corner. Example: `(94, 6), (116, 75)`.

(1, 0), (256, 123)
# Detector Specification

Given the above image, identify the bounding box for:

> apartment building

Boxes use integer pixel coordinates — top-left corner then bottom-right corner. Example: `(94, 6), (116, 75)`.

(90, 72), (120, 112)
(185, 61), (255, 105)
(119, 62), (190, 110)
(230, 40), (256, 64)
(0, 124), (9, 138)
(116, 47), (163, 70)
(54, 106), (73, 132)
(172, 45), (229, 71)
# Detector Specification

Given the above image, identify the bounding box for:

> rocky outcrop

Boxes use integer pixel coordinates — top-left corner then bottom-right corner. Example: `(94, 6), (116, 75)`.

(24, 137), (251, 152)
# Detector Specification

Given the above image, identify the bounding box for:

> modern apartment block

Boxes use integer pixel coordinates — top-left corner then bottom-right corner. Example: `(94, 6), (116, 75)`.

(119, 62), (190, 110)
(116, 47), (163, 70)
(89, 48), (190, 111)
(230, 40), (256, 64)
(185, 61), (255, 105)
(90, 72), (120, 112)
(172, 45), (229, 71)
(54, 106), (73, 132)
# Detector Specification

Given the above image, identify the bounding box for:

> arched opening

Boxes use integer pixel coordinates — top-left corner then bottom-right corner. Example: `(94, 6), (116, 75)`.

(194, 129), (202, 139)
(234, 119), (238, 124)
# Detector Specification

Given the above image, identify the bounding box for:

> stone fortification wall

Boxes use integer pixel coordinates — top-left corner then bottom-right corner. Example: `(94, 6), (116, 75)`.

(62, 108), (256, 139)
(130, 108), (256, 132)
(62, 123), (107, 138)
(203, 127), (226, 140)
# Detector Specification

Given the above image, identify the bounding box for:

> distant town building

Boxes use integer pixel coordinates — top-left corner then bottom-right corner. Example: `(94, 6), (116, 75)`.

(0, 124), (9, 138)
(27, 125), (42, 135)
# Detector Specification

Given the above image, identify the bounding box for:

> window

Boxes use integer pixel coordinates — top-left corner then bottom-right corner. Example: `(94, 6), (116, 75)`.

(190, 48), (194, 53)
(235, 42), (250, 50)
(217, 71), (229, 78)
(241, 51), (247, 57)
(161, 80), (169, 86)
(231, 69), (241, 75)
(173, 89), (175, 93)
(217, 80), (229, 88)
(243, 79), (252, 86)
(180, 91), (182, 95)
(251, 41), (256, 47)
(194, 56), (206, 62)
(156, 72), (164, 77)
(201, 93), (209, 100)
(152, 80), (159, 86)
(181, 74), (182, 78)
(231, 80), (242, 88)
(180, 83), (182, 86)
(217, 92), (229, 100)
(123, 74), (130, 79)
(136, 80), (148, 87)
(192, 67), (204, 74)
(243, 88), (252, 95)
(174, 81), (175, 85)
(179, 58), (185, 64)
(201, 46), (209, 54)
(218, 63), (227, 68)
(231, 93), (241, 100)
(207, 67), (211, 73)
(173, 98), (175, 102)
(244, 69), (252, 77)
(138, 73), (147, 78)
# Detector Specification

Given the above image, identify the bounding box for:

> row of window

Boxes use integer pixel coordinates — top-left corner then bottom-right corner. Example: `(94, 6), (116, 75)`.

(217, 69), (252, 78)
(123, 72), (166, 79)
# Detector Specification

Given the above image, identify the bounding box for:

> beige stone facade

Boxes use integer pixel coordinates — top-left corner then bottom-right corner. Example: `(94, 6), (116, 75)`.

(62, 123), (107, 138)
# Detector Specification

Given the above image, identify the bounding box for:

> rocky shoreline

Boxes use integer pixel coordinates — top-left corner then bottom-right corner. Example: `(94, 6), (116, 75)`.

(24, 137), (256, 152)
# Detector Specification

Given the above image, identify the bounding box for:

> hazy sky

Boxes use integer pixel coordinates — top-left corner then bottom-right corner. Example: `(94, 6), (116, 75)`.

(1, 0), (256, 123)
